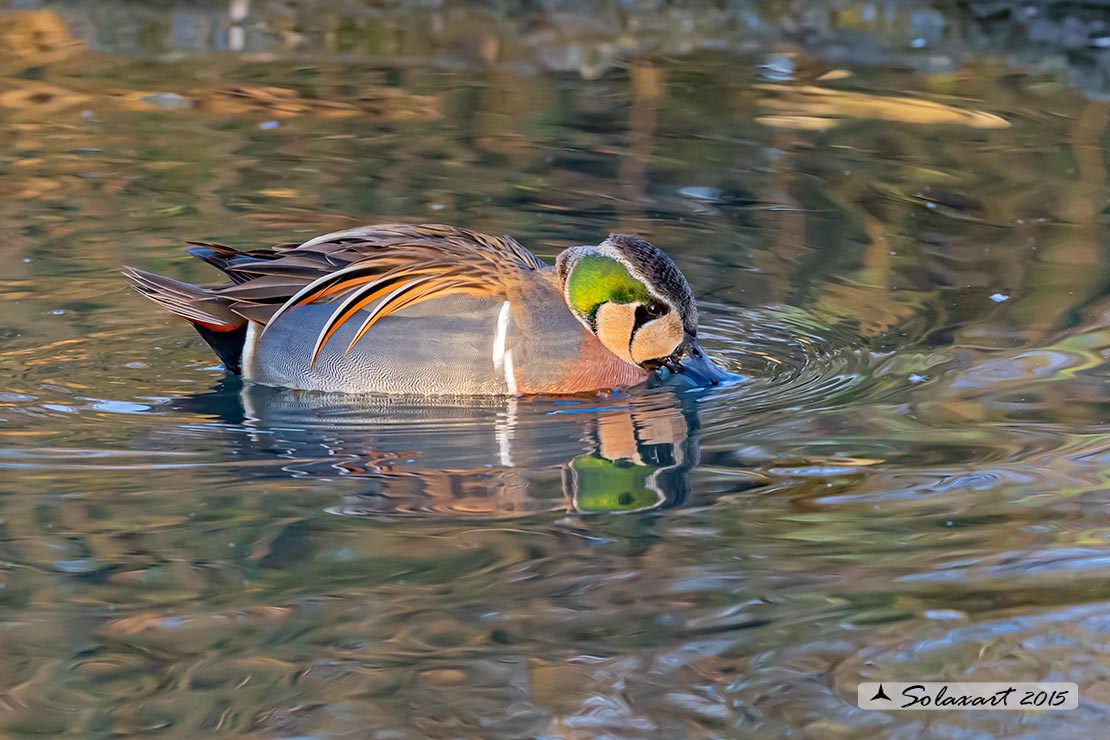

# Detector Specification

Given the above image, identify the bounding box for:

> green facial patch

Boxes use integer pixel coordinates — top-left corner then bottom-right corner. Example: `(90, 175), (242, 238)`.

(566, 253), (651, 321)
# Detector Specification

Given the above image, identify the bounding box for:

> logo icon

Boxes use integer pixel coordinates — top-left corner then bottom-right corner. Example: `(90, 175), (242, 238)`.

(870, 684), (892, 702)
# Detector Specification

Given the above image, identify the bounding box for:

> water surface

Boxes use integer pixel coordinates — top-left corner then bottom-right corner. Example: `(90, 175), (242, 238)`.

(1, 2), (1109, 738)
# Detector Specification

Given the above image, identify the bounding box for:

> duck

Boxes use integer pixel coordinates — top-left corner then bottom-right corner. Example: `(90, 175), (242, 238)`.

(123, 223), (726, 395)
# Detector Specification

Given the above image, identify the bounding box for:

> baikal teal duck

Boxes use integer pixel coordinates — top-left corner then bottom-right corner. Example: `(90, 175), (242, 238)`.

(124, 223), (728, 395)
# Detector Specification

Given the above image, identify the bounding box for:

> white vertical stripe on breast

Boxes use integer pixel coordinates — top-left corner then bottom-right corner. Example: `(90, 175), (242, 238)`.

(492, 300), (511, 371)
(492, 300), (517, 393)
(503, 349), (517, 395)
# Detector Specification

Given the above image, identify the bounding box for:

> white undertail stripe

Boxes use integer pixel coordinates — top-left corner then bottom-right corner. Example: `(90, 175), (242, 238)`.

(241, 321), (260, 380)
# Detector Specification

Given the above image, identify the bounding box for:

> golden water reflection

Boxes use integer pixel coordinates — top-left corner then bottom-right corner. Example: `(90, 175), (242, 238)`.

(186, 382), (708, 518)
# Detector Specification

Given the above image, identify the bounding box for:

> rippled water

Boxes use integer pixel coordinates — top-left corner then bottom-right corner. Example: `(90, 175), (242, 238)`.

(2, 2), (1110, 738)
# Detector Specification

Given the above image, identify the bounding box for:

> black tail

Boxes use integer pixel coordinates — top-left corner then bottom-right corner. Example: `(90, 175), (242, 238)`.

(191, 322), (248, 375)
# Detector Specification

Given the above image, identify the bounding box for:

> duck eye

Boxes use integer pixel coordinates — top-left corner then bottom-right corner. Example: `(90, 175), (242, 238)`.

(633, 301), (668, 330)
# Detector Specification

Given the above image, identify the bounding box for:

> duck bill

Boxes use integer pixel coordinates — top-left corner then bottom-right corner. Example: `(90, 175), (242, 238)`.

(678, 334), (729, 386)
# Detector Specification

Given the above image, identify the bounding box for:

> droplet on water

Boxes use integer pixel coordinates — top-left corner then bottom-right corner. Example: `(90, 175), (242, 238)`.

(678, 186), (721, 201)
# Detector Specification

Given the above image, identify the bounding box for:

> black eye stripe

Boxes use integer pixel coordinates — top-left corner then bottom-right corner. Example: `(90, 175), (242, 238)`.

(633, 302), (668, 328)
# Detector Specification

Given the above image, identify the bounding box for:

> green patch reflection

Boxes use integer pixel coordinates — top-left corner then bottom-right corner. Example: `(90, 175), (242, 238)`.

(567, 455), (665, 514)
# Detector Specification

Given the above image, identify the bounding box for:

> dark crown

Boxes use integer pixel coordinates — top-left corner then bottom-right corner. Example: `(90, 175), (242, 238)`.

(605, 234), (698, 335)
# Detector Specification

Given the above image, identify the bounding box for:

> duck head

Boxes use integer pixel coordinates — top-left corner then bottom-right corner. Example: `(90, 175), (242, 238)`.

(557, 233), (725, 384)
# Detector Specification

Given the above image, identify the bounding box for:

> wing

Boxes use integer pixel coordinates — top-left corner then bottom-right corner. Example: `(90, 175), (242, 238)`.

(196, 223), (546, 364)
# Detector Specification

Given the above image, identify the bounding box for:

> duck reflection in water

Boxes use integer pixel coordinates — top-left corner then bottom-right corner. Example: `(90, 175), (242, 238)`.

(170, 375), (720, 517)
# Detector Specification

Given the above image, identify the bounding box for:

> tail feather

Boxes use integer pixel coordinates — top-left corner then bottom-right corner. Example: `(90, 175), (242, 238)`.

(123, 266), (240, 326)
(122, 266), (247, 373)
(185, 242), (279, 284)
